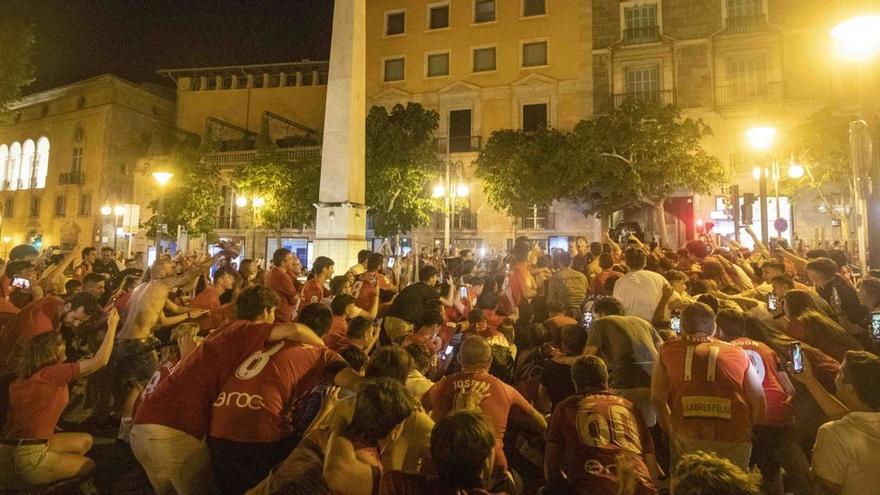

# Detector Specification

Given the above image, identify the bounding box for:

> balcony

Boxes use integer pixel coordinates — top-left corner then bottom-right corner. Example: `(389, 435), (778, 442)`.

(726, 14), (767, 34)
(623, 25), (660, 45)
(204, 146), (321, 168)
(516, 211), (556, 230)
(612, 89), (676, 108)
(59, 171), (85, 185)
(437, 136), (482, 154)
(715, 81), (783, 107)
(432, 209), (478, 231)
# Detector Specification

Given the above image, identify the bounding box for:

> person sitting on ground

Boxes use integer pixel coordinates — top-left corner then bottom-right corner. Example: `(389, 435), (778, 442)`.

(545, 355), (659, 495)
(64, 279), (82, 297)
(546, 251), (588, 318)
(402, 309), (444, 357)
(353, 253), (391, 317)
(385, 266), (441, 342)
(543, 302), (577, 347)
(403, 342), (436, 400)
(537, 324), (586, 413)
(0, 308), (119, 489)
(327, 316), (378, 354)
(324, 294), (358, 347)
(669, 451), (760, 495)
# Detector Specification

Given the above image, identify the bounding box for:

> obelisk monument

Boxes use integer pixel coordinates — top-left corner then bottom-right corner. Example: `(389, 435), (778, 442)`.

(314, 0), (368, 269)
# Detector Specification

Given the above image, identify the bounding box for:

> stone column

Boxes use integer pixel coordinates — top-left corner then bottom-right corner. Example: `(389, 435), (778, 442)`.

(313, 0), (367, 270)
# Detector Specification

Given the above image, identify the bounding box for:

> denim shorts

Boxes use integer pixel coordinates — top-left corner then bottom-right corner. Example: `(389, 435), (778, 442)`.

(0, 442), (56, 488)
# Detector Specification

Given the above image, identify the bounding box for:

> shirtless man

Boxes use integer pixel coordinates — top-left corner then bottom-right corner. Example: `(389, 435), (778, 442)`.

(112, 254), (216, 418)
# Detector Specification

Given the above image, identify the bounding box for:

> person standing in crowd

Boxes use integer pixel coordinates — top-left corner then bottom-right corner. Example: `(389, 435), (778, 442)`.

(613, 248), (671, 322)
(189, 268), (236, 331)
(80, 273), (106, 301)
(591, 252), (622, 296)
(570, 236), (591, 276)
(546, 251), (588, 317)
(72, 247), (97, 282)
(266, 248), (302, 323)
(806, 257), (865, 325)
(92, 247), (120, 279)
(508, 243), (537, 307)
(353, 253), (392, 314)
(0, 308), (119, 489)
(545, 356), (659, 495)
(302, 256), (334, 306)
(385, 266), (441, 342)
(348, 249), (372, 277)
(652, 302), (765, 470)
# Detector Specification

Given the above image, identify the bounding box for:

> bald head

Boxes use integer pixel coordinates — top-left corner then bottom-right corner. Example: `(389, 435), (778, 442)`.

(459, 335), (492, 369)
(150, 259), (174, 279)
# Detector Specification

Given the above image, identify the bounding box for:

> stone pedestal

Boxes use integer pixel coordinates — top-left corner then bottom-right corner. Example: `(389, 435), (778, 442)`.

(314, 0), (367, 270)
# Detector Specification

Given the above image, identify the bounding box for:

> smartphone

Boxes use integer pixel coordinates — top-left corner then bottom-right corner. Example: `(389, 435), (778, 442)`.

(582, 310), (594, 330)
(767, 293), (778, 312)
(12, 277), (30, 290)
(444, 345), (454, 356)
(871, 311), (880, 340)
(670, 315), (681, 335)
(387, 256), (396, 268)
(790, 341), (804, 374)
(459, 286), (468, 299)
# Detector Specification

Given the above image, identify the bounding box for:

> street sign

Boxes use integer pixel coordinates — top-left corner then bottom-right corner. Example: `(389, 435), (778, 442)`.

(774, 217), (788, 233)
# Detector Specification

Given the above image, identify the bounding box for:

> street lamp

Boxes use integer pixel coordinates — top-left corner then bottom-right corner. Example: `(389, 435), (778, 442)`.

(152, 170), (173, 254)
(235, 195), (264, 259)
(746, 125), (777, 244)
(433, 161), (469, 252)
(101, 204), (128, 252)
(831, 14), (880, 272)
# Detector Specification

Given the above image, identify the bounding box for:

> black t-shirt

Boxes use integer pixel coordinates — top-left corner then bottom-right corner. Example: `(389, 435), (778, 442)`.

(540, 359), (575, 410)
(93, 259), (119, 278)
(387, 282), (439, 323)
(818, 275), (866, 324)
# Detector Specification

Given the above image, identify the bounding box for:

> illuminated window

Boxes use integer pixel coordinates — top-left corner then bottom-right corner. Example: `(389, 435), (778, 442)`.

(626, 65), (660, 94)
(21, 140), (34, 189)
(0, 145), (7, 191)
(7, 142), (21, 191)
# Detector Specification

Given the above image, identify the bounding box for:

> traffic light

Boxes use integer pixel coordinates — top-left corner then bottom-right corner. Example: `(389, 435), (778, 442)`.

(741, 193), (755, 225)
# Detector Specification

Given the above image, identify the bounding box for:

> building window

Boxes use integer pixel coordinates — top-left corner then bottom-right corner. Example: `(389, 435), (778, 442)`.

(623, 3), (660, 44)
(472, 47), (497, 72)
(428, 3), (450, 29)
(625, 65), (661, 94)
(427, 52), (450, 77)
(29, 197), (40, 218)
(523, 0), (546, 17)
(35, 137), (49, 189)
(54, 195), (66, 217)
(728, 56), (767, 100)
(71, 146), (83, 173)
(221, 75), (233, 89)
(522, 41), (548, 67)
(448, 109), (475, 153)
(78, 193), (91, 216)
(474, 0), (496, 23)
(522, 104), (548, 132)
(517, 205), (555, 230)
(727, 0), (765, 33)
(4, 199), (13, 218)
(190, 78), (201, 91)
(385, 10), (406, 36)
(205, 77), (217, 90)
(383, 57), (406, 82)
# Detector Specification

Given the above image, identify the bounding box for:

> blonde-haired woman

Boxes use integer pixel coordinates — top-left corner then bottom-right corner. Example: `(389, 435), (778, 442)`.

(0, 308), (119, 489)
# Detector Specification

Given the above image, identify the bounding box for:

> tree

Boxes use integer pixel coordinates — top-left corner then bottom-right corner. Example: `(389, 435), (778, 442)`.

(143, 142), (224, 243)
(569, 99), (725, 245)
(0, 19), (35, 113)
(475, 128), (576, 218)
(232, 148), (321, 232)
(365, 103), (443, 237)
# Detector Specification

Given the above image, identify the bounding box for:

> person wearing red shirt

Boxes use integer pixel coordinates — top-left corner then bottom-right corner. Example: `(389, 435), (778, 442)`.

(591, 253), (623, 296)
(353, 253), (393, 313)
(326, 316), (377, 354)
(190, 268), (236, 331)
(421, 335), (546, 487)
(72, 247), (97, 282)
(130, 287), (327, 495)
(543, 303), (578, 347)
(325, 294), (355, 346)
(402, 310), (443, 357)
(208, 303), (362, 494)
(546, 356), (659, 495)
(651, 302), (766, 471)
(0, 308), (119, 489)
(266, 248), (302, 322)
(508, 245), (536, 307)
(301, 256), (334, 306)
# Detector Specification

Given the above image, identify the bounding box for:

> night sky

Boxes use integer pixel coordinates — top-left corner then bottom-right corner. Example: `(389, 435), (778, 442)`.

(4, 0), (334, 93)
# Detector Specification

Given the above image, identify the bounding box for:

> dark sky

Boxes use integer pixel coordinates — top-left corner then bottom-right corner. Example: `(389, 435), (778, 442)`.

(4, 0), (334, 93)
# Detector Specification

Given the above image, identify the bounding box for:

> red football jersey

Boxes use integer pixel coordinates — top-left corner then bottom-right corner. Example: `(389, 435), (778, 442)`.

(730, 337), (793, 426)
(353, 272), (392, 312)
(301, 278), (328, 307)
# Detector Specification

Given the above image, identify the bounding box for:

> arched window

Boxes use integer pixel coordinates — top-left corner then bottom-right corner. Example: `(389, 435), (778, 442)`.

(0, 145), (7, 190)
(8, 142), (21, 191)
(21, 140), (35, 189)
(35, 137), (49, 189)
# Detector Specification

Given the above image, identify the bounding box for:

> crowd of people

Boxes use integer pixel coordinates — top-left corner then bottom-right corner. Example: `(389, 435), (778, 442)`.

(0, 227), (878, 495)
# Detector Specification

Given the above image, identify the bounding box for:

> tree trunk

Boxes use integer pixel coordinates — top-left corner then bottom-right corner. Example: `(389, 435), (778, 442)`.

(654, 200), (669, 248)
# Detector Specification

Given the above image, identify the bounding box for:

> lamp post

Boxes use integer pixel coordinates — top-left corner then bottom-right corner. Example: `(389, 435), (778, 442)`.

(831, 14), (880, 271)
(432, 160), (469, 253)
(152, 170), (173, 255)
(236, 195), (264, 259)
(746, 126), (777, 244)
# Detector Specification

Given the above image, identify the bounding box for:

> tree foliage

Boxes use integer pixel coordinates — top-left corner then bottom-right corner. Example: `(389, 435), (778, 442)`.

(143, 142), (224, 242)
(365, 103), (443, 237)
(233, 148), (321, 231)
(0, 19), (35, 114)
(474, 128), (576, 217)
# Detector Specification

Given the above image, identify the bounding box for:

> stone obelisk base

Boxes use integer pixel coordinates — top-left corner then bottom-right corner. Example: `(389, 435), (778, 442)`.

(313, 203), (368, 271)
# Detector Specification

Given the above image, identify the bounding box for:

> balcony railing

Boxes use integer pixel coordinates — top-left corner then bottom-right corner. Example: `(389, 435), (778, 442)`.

(715, 81), (783, 106)
(612, 89), (676, 108)
(516, 211), (556, 230)
(59, 171), (85, 185)
(432, 210), (478, 231)
(623, 25), (660, 45)
(437, 136), (482, 154)
(204, 145), (322, 168)
(726, 14), (766, 34)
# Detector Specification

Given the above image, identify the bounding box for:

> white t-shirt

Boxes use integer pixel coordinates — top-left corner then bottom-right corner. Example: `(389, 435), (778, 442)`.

(612, 269), (669, 321)
(812, 411), (880, 495)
